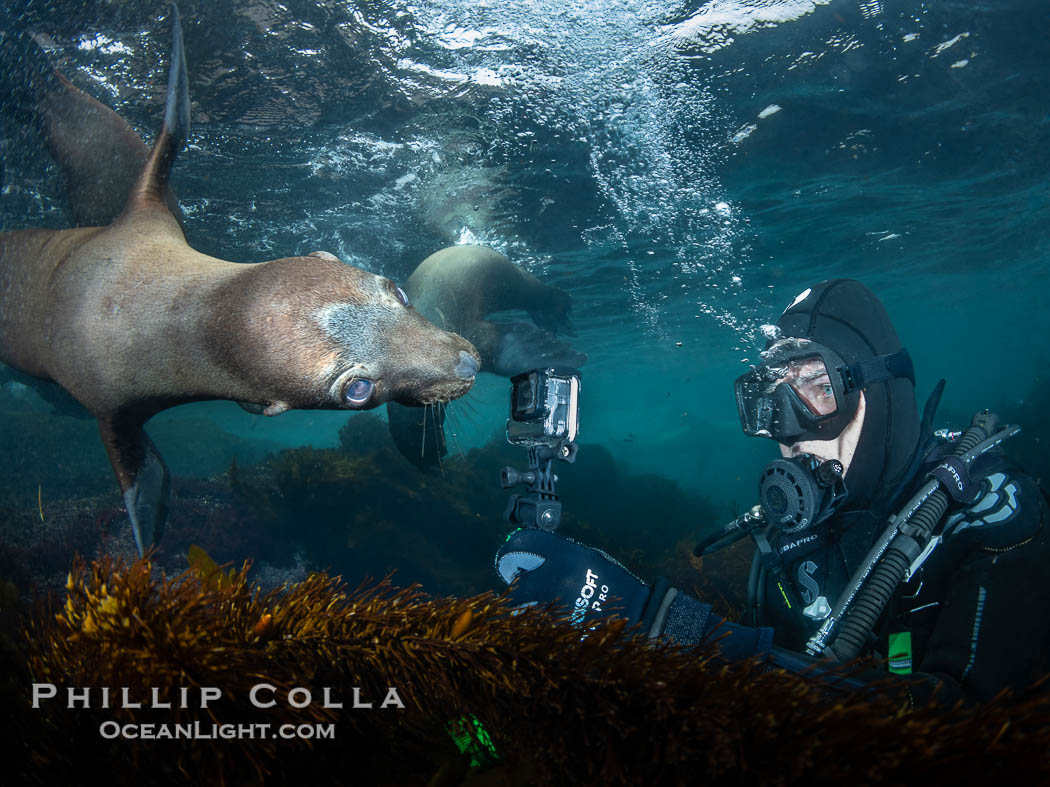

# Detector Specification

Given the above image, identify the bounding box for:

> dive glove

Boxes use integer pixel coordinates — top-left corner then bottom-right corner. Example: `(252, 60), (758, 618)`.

(495, 528), (773, 660)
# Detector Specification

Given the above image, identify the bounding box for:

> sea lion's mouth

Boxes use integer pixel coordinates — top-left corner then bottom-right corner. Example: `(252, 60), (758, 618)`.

(393, 343), (479, 406)
(416, 374), (476, 407)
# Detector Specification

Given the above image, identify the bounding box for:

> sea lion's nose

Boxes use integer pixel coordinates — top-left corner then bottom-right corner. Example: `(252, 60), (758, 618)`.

(454, 350), (479, 380)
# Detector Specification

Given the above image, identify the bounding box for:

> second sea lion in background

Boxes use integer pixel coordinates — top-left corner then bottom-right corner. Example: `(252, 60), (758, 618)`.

(403, 245), (582, 377)
(387, 244), (586, 469)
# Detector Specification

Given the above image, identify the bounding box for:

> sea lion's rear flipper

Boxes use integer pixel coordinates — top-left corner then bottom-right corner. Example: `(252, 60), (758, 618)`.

(119, 4), (189, 221)
(386, 402), (448, 471)
(98, 418), (171, 556)
(471, 320), (588, 378)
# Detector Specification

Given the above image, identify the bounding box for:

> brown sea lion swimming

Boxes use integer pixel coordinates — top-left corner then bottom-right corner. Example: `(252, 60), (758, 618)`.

(0, 15), (582, 470)
(387, 244), (586, 468)
(0, 8), (479, 554)
(404, 245), (583, 377)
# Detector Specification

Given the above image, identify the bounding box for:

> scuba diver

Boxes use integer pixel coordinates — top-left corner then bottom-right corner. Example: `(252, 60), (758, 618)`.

(496, 279), (1050, 707)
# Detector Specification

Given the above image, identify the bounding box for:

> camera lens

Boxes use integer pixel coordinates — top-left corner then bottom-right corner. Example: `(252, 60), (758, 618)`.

(514, 377), (536, 417)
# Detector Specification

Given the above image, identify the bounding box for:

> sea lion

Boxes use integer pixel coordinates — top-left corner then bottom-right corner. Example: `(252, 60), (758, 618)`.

(0, 19), (578, 466)
(0, 8), (480, 554)
(387, 244), (585, 468)
(404, 245), (584, 377)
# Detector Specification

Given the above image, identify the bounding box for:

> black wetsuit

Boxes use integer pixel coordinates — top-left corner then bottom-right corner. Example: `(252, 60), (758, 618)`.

(747, 439), (1050, 706)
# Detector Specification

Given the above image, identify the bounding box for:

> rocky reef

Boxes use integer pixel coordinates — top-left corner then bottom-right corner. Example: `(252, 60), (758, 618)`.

(0, 406), (738, 609)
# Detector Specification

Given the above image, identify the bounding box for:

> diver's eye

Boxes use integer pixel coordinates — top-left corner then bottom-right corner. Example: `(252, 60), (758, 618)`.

(344, 378), (374, 406)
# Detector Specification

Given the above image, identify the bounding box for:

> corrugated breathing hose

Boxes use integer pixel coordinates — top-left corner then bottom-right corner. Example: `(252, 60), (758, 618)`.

(804, 410), (1019, 661)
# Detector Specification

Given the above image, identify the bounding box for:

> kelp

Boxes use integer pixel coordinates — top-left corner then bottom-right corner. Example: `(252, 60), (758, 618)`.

(18, 556), (1050, 785)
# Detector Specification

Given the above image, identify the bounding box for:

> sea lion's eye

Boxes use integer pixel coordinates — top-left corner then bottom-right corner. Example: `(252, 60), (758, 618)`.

(394, 285), (410, 307)
(344, 378), (374, 406)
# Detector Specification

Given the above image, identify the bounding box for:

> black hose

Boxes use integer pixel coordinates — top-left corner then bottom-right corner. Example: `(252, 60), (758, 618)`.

(693, 505), (766, 557)
(828, 420), (990, 661)
(746, 553), (764, 626)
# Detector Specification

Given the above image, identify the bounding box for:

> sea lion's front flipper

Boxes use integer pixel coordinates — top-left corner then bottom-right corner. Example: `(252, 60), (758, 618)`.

(470, 320), (588, 378)
(0, 11), (186, 227)
(98, 417), (171, 556)
(120, 4), (189, 220)
(44, 70), (187, 227)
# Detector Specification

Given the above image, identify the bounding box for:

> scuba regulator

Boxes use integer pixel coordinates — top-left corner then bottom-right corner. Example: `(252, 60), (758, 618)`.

(693, 453), (846, 556)
(758, 454), (846, 534)
(805, 410), (1020, 660)
(699, 408), (1021, 662)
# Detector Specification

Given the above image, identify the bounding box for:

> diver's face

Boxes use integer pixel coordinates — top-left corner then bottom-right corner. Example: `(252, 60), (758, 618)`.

(778, 357), (837, 417)
(780, 389), (867, 476)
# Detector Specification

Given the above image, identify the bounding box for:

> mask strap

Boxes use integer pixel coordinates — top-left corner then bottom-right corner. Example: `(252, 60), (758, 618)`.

(839, 347), (914, 393)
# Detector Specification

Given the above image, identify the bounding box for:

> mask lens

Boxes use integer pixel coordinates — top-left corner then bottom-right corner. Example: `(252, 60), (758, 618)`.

(735, 353), (841, 439)
(782, 356), (837, 417)
(735, 374), (774, 436)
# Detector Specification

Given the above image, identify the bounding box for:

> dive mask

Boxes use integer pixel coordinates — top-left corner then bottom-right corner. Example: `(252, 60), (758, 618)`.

(735, 339), (914, 444)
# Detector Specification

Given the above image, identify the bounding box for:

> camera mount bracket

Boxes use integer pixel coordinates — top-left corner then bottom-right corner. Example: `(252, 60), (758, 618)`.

(500, 441), (578, 531)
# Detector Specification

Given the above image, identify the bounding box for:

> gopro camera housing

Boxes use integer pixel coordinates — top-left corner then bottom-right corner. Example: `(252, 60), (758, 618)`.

(506, 368), (581, 448)
(499, 367), (581, 531)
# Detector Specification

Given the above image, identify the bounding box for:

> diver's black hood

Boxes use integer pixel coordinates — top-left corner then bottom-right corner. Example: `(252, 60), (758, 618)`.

(774, 279), (919, 510)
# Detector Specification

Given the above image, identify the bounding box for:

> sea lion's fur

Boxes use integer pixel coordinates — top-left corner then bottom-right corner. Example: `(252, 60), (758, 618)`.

(0, 8), (479, 553)
(404, 245), (584, 376)
(387, 245), (585, 468)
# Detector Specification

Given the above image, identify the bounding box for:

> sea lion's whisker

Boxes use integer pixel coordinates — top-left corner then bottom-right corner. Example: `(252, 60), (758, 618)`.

(420, 402), (428, 459)
(455, 396), (479, 420)
(444, 402), (466, 461)
(431, 403), (445, 478)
